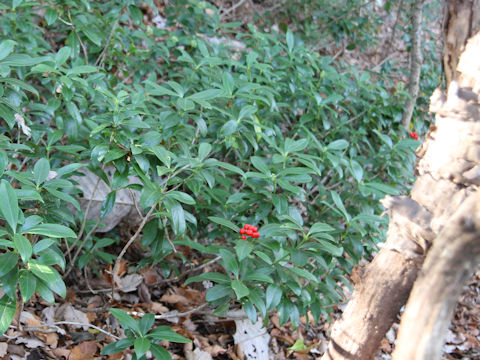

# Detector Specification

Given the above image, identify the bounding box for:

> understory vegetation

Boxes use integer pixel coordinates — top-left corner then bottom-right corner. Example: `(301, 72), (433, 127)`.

(0, 0), (441, 358)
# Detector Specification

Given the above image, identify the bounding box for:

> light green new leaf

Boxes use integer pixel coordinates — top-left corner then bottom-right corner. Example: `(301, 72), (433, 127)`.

(231, 279), (249, 299)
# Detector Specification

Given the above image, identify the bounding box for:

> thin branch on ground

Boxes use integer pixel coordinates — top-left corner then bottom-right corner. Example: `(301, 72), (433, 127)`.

(9, 322), (120, 340)
(111, 205), (158, 298)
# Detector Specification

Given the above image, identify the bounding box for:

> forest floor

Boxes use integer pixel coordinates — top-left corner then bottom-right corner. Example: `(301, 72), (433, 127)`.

(2, 2), (479, 360)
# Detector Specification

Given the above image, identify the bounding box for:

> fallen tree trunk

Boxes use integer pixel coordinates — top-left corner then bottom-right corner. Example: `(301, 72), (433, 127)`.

(321, 1), (480, 358)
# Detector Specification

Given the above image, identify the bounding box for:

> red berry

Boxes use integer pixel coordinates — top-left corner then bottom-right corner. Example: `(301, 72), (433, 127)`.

(240, 229), (246, 234)
(241, 235), (247, 240)
(252, 226), (258, 232)
(253, 232), (260, 238)
(244, 224), (249, 229)
(246, 230), (253, 236)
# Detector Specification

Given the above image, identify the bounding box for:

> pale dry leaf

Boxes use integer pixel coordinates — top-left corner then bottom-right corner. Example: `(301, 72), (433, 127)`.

(0, 342), (8, 356)
(60, 305), (90, 330)
(191, 348), (213, 360)
(71, 166), (142, 232)
(15, 337), (44, 349)
(116, 273), (143, 292)
(232, 310), (270, 360)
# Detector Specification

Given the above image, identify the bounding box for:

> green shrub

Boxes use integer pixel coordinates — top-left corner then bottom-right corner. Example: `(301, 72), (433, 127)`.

(0, 0), (422, 350)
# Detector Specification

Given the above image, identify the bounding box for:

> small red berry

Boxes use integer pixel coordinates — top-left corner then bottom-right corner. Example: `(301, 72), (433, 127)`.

(244, 224), (250, 229)
(252, 226), (258, 232)
(241, 235), (247, 240)
(409, 131), (418, 140)
(240, 229), (246, 234)
(253, 232), (260, 238)
(246, 230), (253, 236)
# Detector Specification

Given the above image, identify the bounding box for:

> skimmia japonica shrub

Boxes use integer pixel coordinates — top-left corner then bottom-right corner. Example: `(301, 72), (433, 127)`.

(0, 0), (427, 346)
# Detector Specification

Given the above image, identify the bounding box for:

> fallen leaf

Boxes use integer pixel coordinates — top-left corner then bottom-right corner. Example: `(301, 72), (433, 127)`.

(160, 293), (189, 304)
(52, 347), (72, 359)
(69, 341), (97, 360)
(0, 342), (8, 356)
(59, 305), (90, 330)
(116, 273), (143, 292)
(15, 337), (44, 349)
(149, 302), (169, 314)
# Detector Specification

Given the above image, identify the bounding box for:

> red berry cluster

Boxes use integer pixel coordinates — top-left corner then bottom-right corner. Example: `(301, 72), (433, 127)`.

(409, 131), (419, 140)
(239, 224), (260, 240)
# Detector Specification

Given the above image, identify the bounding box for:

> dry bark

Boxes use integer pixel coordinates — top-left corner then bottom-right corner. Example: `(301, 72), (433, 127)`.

(402, 0), (425, 129)
(321, 2), (480, 359)
(392, 29), (480, 360)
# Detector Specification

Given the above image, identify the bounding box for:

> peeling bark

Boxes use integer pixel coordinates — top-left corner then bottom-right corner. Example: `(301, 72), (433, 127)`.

(392, 192), (480, 360)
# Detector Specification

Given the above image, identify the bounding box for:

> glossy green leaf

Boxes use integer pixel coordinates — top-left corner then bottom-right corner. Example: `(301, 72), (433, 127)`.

(219, 249), (239, 278)
(134, 337), (151, 358)
(25, 223), (76, 238)
(0, 295), (16, 336)
(0, 180), (19, 233)
(101, 338), (135, 355)
(147, 326), (191, 343)
(184, 272), (231, 285)
(19, 271), (36, 302)
(109, 308), (140, 334)
(149, 344), (172, 360)
(207, 217), (239, 232)
(0, 252), (18, 277)
(231, 279), (249, 299)
(13, 234), (32, 263)
(266, 284), (282, 310)
(0, 40), (16, 61)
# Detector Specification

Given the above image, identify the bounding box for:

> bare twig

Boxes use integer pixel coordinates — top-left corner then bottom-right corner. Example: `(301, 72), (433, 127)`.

(128, 303), (209, 320)
(10, 322), (120, 340)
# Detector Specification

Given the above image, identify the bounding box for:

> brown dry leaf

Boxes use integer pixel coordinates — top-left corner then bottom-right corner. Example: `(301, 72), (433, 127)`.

(160, 293), (189, 304)
(271, 315), (280, 329)
(69, 341), (98, 360)
(203, 344), (227, 357)
(20, 311), (58, 347)
(149, 302), (169, 313)
(140, 267), (159, 285)
(65, 289), (76, 303)
(85, 304), (98, 323)
(52, 348), (72, 359)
